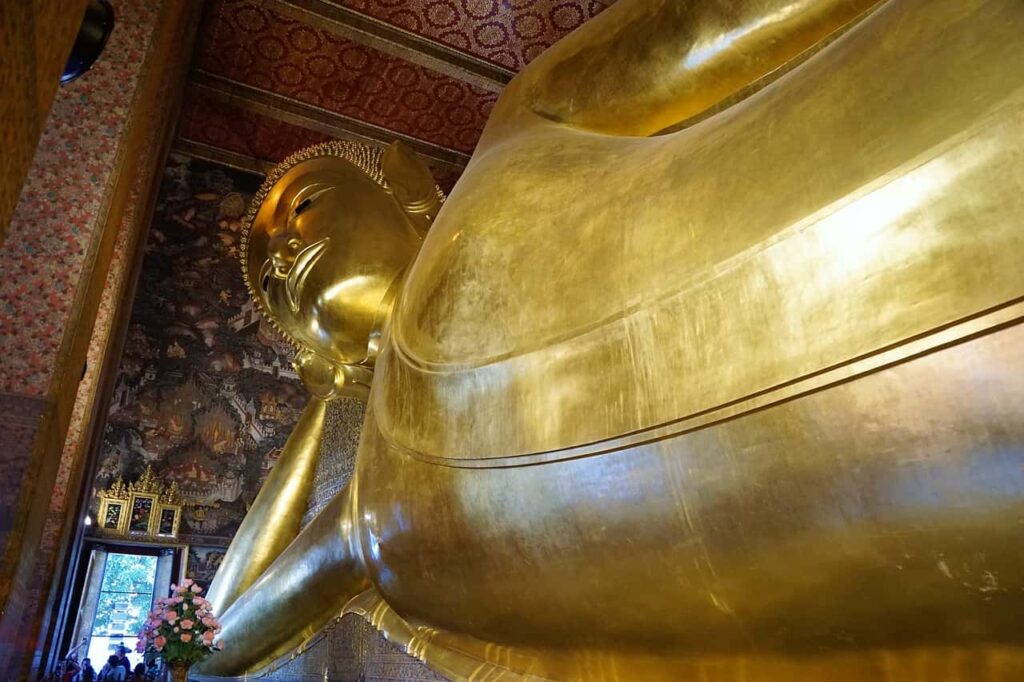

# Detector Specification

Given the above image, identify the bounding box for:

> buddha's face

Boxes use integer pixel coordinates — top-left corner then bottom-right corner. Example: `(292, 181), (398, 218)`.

(247, 155), (422, 367)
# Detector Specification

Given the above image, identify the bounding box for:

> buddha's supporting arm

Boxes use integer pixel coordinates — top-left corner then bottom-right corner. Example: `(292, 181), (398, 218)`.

(207, 347), (376, 615)
(501, 0), (883, 137)
(206, 398), (329, 615)
(198, 484), (368, 676)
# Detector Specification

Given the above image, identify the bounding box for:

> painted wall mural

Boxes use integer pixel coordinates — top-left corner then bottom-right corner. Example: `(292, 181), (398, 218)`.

(187, 545), (227, 594)
(93, 154), (307, 545)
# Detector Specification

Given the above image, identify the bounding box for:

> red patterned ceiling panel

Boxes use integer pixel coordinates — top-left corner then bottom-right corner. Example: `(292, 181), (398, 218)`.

(178, 92), (463, 193)
(338, 0), (612, 71)
(197, 0), (497, 153)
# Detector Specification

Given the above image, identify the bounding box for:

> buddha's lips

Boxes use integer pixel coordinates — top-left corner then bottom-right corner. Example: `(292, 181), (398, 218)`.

(286, 238), (329, 313)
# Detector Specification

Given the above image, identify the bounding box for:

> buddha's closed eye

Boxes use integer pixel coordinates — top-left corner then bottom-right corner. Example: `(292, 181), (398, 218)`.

(263, 186), (336, 283)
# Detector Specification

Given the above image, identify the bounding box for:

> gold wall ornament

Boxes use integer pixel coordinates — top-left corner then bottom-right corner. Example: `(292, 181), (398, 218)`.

(97, 478), (129, 534)
(126, 463), (162, 495)
(202, 0), (1024, 679)
(95, 466), (184, 540)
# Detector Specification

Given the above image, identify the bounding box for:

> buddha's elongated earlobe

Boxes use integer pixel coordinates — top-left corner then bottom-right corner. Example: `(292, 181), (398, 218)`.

(382, 141), (442, 236)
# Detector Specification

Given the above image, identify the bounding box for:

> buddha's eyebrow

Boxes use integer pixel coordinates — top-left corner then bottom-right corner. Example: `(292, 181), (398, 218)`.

(292, 186), (334, 217)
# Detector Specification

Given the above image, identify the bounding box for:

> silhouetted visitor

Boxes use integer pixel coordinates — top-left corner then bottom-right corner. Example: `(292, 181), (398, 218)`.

(98, 655), (125, 681)
(115, 645), (132, 676)
(71, 657), (95, 682)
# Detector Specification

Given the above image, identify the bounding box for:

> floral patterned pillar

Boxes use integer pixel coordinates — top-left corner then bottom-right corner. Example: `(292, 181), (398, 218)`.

(0, 0), (200, 677)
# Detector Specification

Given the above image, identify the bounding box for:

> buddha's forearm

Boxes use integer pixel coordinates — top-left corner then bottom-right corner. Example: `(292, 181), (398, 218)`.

(206, 398), (328, 615)
(507, 0), (884, 137)
(200, 485), (368, 676)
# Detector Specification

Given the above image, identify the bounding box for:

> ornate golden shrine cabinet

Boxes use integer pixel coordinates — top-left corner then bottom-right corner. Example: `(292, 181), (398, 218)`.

(203, 0), (1024, 679)
(96, 466), (183, 539)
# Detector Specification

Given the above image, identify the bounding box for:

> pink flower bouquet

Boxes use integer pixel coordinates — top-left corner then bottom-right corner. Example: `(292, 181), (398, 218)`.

(136, 579), (224, 665)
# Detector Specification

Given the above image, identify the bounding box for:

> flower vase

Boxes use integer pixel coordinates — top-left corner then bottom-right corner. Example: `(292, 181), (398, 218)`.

(166, 661), (191, 682)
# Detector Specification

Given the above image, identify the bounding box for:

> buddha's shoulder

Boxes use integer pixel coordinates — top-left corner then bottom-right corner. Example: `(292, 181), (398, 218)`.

(369, 4), (1024, 464)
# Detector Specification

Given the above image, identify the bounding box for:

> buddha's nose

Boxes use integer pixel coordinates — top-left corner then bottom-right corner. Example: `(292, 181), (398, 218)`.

(268, 231), (304, 278)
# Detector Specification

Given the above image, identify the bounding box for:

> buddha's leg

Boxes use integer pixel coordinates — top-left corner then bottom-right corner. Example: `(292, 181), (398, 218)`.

(502, 0), (885, 137)
(198, 483), (369, 676)
(206, 397), (329, 615)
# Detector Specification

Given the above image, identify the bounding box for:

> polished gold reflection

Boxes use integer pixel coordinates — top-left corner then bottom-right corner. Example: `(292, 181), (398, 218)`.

(201, 0), (1024, 679)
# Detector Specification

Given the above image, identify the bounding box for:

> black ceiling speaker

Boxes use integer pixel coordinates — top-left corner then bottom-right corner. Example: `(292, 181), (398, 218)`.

(61, 0), (115, 84)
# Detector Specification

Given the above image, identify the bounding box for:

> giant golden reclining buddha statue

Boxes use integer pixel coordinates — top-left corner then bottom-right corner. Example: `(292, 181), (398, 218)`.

(200, 0), (1024, 679)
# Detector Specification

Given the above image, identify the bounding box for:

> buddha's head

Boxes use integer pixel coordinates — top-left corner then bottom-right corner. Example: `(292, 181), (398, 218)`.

(242, 140), (443, 400)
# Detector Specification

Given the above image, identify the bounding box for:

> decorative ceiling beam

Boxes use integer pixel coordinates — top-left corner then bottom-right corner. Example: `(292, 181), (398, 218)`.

(171, 139), (273, 177)
(272, 0), (512, 93)
(189, 70), (470, 170)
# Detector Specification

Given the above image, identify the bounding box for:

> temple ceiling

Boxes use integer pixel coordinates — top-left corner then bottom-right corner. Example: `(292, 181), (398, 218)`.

(175, 0), (611, 190)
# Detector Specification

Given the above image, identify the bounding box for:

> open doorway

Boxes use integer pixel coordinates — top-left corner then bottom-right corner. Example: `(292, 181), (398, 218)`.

(63, 543), (182, 674)
(86, 551), (156, 667)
